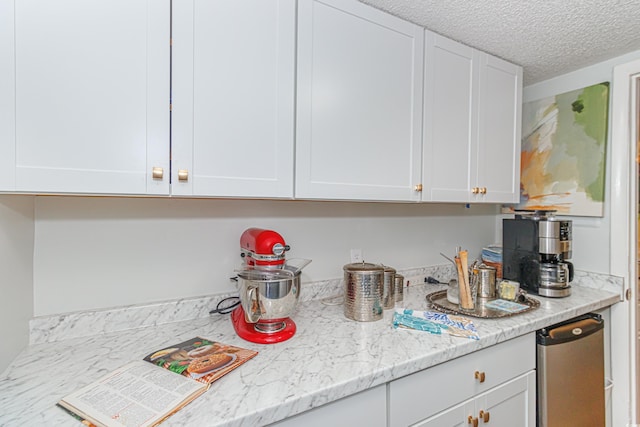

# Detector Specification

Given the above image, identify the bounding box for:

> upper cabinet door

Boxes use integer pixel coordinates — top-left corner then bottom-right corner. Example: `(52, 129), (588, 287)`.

(172, 0), (296, 198)
(423, 32), (522, 204)
(422, 32), (478, 202)
(0, 0), (15, 190)
(474, 54), (523, 204)
(295, 0), (424, 201)
(10, 0), (170, 195)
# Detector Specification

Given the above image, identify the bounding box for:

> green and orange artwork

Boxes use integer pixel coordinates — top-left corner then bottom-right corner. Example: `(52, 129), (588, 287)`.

(515, 82), (609, 216)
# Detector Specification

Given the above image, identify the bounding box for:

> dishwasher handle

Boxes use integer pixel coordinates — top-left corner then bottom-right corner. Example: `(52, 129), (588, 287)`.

(537, 313), (603, 346)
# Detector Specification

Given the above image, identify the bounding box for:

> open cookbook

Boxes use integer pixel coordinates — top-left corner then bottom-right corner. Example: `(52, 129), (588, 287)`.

(57, 337), (258, 427)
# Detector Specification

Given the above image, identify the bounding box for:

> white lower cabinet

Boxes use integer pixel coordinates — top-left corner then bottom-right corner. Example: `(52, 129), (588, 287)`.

(269, 384), (386, 427)
(475, 372), (535, 427)
(271, 335), (535, 426)
(416, 399), (472, 427)
(416, 372), (536, 427)
(389, 333), (535, 426)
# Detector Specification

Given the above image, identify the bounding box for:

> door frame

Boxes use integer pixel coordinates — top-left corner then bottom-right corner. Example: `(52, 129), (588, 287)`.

(610, 58), (640, 426)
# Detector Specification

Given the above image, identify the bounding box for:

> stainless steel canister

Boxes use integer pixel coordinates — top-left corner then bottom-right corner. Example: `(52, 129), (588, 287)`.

(382, 265), (396, 309)
(343, 262), (384, 321)
(477, 264), (497, 299)
(394, 274), (404, 303)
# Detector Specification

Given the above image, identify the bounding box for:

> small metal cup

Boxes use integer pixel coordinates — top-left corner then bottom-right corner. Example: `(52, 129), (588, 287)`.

(477, 265), (497, 299)
(382, 266), (396, 309)
(394, 274), (404, 303)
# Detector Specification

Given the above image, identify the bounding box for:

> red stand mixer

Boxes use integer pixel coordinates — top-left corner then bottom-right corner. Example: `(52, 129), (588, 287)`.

(231, 228), (310, 344)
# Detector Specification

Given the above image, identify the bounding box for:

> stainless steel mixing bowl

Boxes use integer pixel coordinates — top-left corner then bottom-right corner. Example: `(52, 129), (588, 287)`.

(237, 268), (301, 324)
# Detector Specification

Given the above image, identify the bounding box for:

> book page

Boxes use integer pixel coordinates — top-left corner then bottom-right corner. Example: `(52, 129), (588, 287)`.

(142, 337), (258, 385)
(59, 361), (207, 427)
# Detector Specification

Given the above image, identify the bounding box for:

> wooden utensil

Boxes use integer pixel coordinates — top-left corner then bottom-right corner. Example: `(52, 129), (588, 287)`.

(455, 255), (473, 309)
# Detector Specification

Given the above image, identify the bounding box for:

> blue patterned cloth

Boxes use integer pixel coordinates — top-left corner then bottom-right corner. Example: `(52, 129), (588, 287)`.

(392, 308), (480, 340)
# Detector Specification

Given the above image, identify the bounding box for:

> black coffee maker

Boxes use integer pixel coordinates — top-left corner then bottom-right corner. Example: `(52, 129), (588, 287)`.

(502, 210), (573, 297)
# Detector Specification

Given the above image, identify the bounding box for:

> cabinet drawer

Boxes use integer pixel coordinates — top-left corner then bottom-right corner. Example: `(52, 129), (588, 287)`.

(389, 333), (535, 426)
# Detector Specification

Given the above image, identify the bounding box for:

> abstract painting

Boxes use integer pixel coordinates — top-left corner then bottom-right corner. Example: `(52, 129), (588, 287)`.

(510, 82), (610, 216)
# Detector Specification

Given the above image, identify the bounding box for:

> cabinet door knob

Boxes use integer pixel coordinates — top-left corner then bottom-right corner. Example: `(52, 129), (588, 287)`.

(414, 184), (423, 192)
(474, 370), (486, 383)
(471, 187), (479, 194)
(152, 167), (164, 179)
(479, 187), (487, 195)
(468, 415), (479, 427)
(178, 169), (189, 182)
(479, 410), (490, 422)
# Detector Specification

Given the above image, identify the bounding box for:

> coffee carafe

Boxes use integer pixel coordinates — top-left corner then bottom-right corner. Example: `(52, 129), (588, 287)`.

(502, 210), (573, 297)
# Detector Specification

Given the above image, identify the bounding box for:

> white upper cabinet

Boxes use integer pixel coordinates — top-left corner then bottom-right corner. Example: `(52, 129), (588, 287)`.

(423, 31), (522, 203)
(171, 0), (296, 198)
(422, 33), (478, 202)
(0, 0), (15, 190)
(474, 54), (523, 203)
(6, 0), (170, 195)
(295, 0), (424, 201)
(2, 0), (521, 202)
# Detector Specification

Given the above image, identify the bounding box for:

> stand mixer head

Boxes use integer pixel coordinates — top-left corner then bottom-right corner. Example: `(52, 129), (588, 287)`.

(240, 228), (290, 269)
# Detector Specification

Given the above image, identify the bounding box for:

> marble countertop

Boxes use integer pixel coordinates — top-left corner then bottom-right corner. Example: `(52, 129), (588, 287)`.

(0, 273), (621, 427)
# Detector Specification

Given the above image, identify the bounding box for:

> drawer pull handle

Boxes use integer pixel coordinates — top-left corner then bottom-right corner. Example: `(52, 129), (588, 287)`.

(472, 187), (479, 194)
(479, 410), (490, 422)
(152, 167), (164, 179)
(468, 415), (478, 427)
(178, 169), (189, 181)
(414, 184), (423, 192)
(474, 370), (486, 383)
(479, 187), (487, 195)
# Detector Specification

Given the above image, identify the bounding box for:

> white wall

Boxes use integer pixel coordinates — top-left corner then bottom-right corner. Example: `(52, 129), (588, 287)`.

(33, 196), (499, 316)
(33, 48), (640, 317)
(526, 49), (640, 427)
(0, 195), (34, 373)
(522, 48), (640, 274)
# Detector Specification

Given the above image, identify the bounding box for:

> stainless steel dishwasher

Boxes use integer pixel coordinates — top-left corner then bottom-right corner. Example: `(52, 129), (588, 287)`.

(537, 313), (605, 427)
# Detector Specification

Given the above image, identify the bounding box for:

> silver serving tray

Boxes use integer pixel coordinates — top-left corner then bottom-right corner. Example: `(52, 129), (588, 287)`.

(425, 290), (540, 319)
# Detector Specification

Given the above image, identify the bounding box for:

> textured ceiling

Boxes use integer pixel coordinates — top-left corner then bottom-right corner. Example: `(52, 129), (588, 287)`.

(358, 0), (640, 85)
